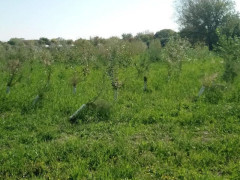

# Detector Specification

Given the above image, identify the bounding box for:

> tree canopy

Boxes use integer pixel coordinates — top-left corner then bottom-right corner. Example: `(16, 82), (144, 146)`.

(175, 0), (238, 50)
(154, 29), (177, 46)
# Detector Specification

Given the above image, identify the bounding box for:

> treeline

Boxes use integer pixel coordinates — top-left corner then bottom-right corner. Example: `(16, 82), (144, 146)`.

(0, 29), (179, 69)
(0, 29), (176, 48)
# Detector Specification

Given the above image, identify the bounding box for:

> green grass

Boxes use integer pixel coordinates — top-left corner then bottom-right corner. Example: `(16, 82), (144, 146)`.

(0, 56), (240, 179)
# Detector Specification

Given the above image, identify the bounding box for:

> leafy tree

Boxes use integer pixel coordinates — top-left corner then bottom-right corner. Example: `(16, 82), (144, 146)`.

(216, 32), (240, 83)
(134, 31), (154, 48)
(74, 39), (96, 75)
(122, 33), (133, 42)
(133, 53), (151, 92)
(148, 39), (162, 61)
(8, 38), (25, 46)
(90, 36), (106, 46)
(66, 39), (74, 45)
(154, 29), (177, 46)
(50, 37), (67, 47)
(220, 13), (240, 38)
(163, 37), (191, 80)
(176, 0), (236, 50)
(39, 37), (51, 46)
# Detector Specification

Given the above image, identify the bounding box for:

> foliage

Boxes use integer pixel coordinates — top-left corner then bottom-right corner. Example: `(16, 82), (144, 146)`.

(38, 37), (51, 46)
(216, 32), (240, 82)
(154, 29), (177, 46)
(176, 0), (236, 50)
(163, 37), (191, 79)
(0, 33), (240, 179)
(135, 31), (154, 48)
(122, 33), (133, 41)
(148, 39), (162, 61)
(220, 13), (240, 38)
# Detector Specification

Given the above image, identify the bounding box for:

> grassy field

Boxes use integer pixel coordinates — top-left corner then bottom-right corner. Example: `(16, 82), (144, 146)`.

(1, 50), (240, 179)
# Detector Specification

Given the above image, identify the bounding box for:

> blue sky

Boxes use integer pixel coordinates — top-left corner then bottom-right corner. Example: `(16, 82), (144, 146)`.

(0, 0), (240, 41)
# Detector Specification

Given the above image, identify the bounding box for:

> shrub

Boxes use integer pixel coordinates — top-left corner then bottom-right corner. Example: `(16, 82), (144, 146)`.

(217, 32), (240, 83)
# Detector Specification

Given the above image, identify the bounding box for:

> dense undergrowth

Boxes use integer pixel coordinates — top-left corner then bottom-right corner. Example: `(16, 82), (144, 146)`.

(0, 37), (240, 179)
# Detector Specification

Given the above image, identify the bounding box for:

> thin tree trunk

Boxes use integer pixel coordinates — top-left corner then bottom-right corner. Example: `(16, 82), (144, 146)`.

(114, 88), (118, 101)
(6, 86), (10, 94)
(73, 86), (77, 94)
(143, 76), (147, 92)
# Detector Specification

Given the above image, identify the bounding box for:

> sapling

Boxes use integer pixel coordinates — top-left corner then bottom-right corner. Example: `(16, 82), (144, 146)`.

(70, 99), (111, 123)
(28, 46), (38, 72)
(75, 40), (94, 77)
(6, 59), (21, 94)
(43, 58), (52, 86)
(216, 32), (240, 83)
(111, 77), (123, 101)
(105, 38), (131, 100)
(69, 77), (107, 123)
(197, 73), (218, 98)
(108, 65), (121, 101)
(143, 76), (148, 92)
(32, 51), (53, 107)
(32, 81), (50, 108)
(40, 49), (53, 86)
(164, 37), (190, 81)
(106, 49), (123, 101)
(133, 54), (151, 92)
(71, 71), (79, 94)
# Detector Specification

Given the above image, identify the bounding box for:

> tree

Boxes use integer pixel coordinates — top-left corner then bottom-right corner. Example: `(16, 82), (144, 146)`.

(163, 37), (191, 80)
(148, 39), (162, 61)
(220, 13), (240, 38)
(90, 36), (106, 46)
(216, 32), (240, 82)
(134, 31), (154, 48)
(122, 33), (133, 42)
(8, 38), (25, 46)
(39, 37), (51, 46)
(154, 29), (177, 46)
(175, 0), (236, 50)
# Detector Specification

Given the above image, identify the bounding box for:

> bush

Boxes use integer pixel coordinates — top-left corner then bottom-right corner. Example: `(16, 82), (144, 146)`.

(217, 33), (240, 83)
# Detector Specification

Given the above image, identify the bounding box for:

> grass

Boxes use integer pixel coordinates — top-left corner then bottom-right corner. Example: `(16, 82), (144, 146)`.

(0, 55), (240, 179)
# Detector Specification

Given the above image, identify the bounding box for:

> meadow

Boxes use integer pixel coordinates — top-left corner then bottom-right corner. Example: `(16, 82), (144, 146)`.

(0, 37), (240, 179)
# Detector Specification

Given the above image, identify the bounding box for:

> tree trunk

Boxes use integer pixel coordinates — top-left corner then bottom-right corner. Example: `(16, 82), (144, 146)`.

(6, 86), (10, 94)
(143, 76), (148, 92)
(73, 86), (77, 94)
(114, 88), (118, 101)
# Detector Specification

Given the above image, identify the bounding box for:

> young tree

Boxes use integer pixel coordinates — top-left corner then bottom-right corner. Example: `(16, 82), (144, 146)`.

(148, 39), (162, 61)
(217, 32), (240, 83)
(6, 59), (21, 94)
(163, 37), (191, 80)
(175, 0), (236, 50)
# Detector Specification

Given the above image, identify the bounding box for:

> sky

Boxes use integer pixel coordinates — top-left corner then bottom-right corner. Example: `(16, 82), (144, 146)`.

(0, 0), (240, 42)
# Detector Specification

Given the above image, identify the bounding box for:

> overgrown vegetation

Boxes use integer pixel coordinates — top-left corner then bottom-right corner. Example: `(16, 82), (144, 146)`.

(1, 33), (240, 179)
(1, 0), (240, 179)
